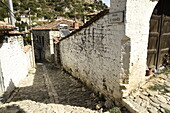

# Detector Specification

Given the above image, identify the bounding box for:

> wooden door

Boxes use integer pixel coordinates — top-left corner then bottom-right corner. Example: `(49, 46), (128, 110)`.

(147, 0), (170, 68)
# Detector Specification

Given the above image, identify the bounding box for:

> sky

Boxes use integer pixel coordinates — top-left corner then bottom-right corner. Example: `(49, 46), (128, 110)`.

(102, 0), (110, 7)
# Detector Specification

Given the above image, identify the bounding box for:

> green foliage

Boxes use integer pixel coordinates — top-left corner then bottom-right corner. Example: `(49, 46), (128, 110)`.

(31, 16), (36, 21)
(16, 21), (28, 32)
(0, 4), (8, 21)
(0, 0), (107, 22)
(24, 33), (31, 45)
(148, 83), (170, 94)
(109, 107), (122, 113)
(160, 67), (170, 75)
(16, 16), (21, 21)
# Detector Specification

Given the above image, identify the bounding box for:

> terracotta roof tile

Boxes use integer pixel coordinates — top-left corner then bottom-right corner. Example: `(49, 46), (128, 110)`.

(32, 19), (83, 30)
(8, 31), (25, 35)
(0, 21), (15, 30)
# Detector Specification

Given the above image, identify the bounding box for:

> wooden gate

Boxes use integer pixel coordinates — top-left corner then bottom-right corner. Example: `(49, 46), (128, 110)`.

(147, 0), (170, 68)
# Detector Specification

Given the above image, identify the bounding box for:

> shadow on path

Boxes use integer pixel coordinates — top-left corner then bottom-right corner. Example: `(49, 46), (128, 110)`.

(0, 104), (26, 113)
(7, 62), (100, 110)
(45, 63), (99, 110)
(9, 63), (50, 104)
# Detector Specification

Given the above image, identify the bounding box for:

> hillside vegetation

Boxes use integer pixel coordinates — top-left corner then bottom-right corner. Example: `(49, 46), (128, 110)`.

(0, 0), (108, 22)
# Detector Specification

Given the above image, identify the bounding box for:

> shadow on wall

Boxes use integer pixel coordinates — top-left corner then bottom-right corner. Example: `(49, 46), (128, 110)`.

(0, 41), (3, 48)
(0, 61), (5, 94)
(1, 79), (16, 103)
(0, 60), (15, 102)
(0, 35), (6, 48)
(0, 104), (26, 113)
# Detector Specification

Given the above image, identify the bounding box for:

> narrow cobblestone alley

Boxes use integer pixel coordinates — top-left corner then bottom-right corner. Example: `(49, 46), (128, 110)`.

(0, 63), (107, 113)
(44, 63), (100, 108)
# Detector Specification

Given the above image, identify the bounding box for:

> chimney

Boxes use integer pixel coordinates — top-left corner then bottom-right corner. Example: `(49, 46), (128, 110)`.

(74, 20), (79, 30)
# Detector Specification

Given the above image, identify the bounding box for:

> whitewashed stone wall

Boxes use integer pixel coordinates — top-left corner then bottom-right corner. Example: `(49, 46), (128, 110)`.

(109, 0), (159, 96)
(60, 13), (125, 101)
(60, 1), (128, 103)
(0, 61), (4, 93)
(124, 0), (158, 93)
(24, 45), (35, 71)
(0, 35), (28, 95)
(60, 0), (159, 104)
(49, 31), (61, 54)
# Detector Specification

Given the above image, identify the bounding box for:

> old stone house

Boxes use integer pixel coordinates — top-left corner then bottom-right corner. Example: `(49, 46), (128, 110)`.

(58, 0), (170, 107)
(0, 21), (35, 98)
(32, 19), (83, 62)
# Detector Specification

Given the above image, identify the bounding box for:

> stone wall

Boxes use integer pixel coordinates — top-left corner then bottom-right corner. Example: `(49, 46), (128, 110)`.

(60, 11), (125, 101)
(54, 43), (61, 65)
(24, 45), (35, 71)
(32, 30), (48, 61)
(49, 31), (62, 62)
(0, 34), (28, 95)
(32, 30), (50, 61)
(59, 0), (159, 104)
(0, 61), (4, 93)
(124, 0), (158, 93)
(109, 0), (159, 96)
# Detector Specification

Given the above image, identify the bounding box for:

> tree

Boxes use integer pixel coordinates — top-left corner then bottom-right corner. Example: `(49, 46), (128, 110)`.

(0, 7), (8, 21)
(9, 0), (107, 23)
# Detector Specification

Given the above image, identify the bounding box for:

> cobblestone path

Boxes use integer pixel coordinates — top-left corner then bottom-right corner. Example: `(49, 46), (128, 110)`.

(45, 63), (99, 109)
(0, 63), (105, 113)
(123, 73), (170, 113)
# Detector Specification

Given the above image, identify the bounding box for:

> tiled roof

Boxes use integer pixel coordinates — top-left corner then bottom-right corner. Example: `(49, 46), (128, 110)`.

(60, 8), (109, 41)
(0, 21), (15, 31)
(8, 31), (25, 35)
(32, 19), (83, 30)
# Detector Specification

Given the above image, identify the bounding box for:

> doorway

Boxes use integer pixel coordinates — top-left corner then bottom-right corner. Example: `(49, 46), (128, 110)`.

(147, 0), (170, 68)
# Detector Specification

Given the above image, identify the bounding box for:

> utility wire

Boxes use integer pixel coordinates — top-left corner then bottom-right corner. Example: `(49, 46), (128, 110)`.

(0, 1), (15, 16)
(0, 1), (16, 19)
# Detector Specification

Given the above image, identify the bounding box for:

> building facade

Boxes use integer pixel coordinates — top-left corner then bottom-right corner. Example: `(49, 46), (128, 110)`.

(32, 19), (83, 62)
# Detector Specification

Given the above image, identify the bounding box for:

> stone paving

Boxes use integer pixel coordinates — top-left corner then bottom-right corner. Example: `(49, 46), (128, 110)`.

(0, 100), (99, 113)
(2, 62), (169, 113)
(0, 63), (109, 113)
(123, 71), (170, 113)
(44, 63), (100, 109)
